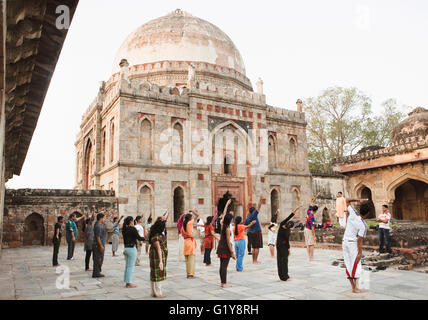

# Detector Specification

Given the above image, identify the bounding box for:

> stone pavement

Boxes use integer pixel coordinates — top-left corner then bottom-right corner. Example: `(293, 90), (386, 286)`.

(0, 240), (427, 300)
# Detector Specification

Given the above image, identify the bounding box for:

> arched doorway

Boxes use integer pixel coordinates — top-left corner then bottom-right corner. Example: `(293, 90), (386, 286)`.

(23, 213), (45, 246)
(173, 187), (185, 222)
(270, 189), (279, 221)
(361, 187), (376, 219)
(393, 179), (428, 221)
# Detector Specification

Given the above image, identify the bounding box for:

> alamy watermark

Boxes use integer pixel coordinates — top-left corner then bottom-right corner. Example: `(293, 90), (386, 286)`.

(56, 5), (71, 30)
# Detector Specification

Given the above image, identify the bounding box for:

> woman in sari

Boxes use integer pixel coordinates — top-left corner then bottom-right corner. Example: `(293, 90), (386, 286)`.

(149, 211), (169, 298)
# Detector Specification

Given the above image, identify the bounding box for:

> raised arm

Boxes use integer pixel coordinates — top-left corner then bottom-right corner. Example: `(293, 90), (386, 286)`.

(162, 209), (169, 221)
(189, 208), (199, 219)
(223, 199), (232, 216)
(118, 215), (124, 223)
(311, 192), (321, 206)
(345, 198), (368, 207)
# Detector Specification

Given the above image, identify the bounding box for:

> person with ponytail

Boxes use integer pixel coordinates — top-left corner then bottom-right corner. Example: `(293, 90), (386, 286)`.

(182, 209), (199, 278)
(122, 216), (145, 288)
(149, 211), (169, 298)
(216, 210), (236, 287)
(203, 216), (219, 266)
(233, 211), (256, 272)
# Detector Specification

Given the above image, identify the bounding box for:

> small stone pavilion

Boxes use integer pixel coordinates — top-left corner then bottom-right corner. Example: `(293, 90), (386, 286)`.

(333, 107), (428, 221)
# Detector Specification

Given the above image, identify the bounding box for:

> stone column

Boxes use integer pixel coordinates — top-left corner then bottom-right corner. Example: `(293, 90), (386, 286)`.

(296, 99), (303, 113)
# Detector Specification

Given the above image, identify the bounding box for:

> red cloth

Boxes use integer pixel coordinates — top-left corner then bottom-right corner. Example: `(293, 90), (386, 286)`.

(203, 225), (214, 249)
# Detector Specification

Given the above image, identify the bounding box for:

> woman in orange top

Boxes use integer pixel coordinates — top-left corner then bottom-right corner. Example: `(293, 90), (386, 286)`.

(181, 209), (199, 278)
(203, 216), (219, 266)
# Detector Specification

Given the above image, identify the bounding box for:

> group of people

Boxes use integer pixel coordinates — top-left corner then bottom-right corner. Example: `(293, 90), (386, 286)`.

(51, 207), (169, 298)
(51, 189), (392, 296)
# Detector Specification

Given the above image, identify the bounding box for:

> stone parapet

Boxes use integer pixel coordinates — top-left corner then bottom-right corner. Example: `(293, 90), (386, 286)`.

(266, 105), (306, 124)
(333, 134), (428, 165)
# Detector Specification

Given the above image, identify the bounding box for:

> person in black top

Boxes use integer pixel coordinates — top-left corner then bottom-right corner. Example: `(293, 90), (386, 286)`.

(52, 216), (64, 266)
(122, 216), (145, 288)
(276, 206), (301, 281)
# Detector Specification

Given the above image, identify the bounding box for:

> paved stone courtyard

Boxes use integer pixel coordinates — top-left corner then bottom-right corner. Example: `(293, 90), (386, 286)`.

(0, 240), (427, 300)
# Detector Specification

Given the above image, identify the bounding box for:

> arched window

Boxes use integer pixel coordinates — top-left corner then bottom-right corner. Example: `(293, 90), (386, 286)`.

(268, 135), (276, 169)
(84, 140), (92, 190)
(270, 189), (279, 221)
(101, 128), (106, 167)
(110, 121), (115, 163)
(140, 119), (152, 161)
(173, 187), (185, 222)
(172, 122), (183, 164)
(289, 138), (297, 168)
(138, 185), (153, 218)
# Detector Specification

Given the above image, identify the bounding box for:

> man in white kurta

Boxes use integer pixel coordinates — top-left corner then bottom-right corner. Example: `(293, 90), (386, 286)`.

(343, 199), (369, 293)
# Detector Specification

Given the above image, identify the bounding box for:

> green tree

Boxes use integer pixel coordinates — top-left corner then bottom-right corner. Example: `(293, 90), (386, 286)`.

(304, 86), (372, 171)
(304, 88), (408, 171)
(362, 98), (408, 147)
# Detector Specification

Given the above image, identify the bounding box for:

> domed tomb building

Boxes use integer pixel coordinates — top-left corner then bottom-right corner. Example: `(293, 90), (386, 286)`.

(333, 107), (428, 221)
(75, 10), (312, 226)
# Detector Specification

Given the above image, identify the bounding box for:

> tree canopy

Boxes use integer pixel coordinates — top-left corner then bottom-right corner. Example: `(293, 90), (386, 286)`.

(304, 87), (408, 171)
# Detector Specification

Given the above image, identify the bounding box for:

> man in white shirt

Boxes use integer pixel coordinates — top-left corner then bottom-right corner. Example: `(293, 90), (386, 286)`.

(343, 198), (370, 293)
(377, 204), (392, 254)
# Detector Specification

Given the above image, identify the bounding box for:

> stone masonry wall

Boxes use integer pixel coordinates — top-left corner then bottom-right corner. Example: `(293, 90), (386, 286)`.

(3, 189), (119, 248)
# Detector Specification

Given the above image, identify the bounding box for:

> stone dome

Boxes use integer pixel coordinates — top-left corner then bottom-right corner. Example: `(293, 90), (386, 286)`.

(112, 9), (246, 76)
(391, 107), (428, 144)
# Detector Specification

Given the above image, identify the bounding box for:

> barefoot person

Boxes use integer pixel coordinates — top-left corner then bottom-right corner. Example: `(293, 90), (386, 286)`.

(304, 192), (321, 261)
(122, 216), (145, 288)
(112, 215), (124, 257)
(177, 213), (186, 262)
(203, 216), (218, 266)
(217, 213), (236, 287)
(182, 209), (199, 278)
(343, 198), (370, 293)
(277, 206), (301, 281)
(149, 211), (169, 298)
(233, 216), (255, 272)
(244, 193), (265, 264)
(267, 209), (279, 258)
(83, 208), (96, 271)
(134, 216), (144, 266)
(92, 213), (107, 278)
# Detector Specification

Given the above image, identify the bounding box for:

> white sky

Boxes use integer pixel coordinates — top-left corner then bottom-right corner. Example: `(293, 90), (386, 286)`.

(6, 0), (428, 189)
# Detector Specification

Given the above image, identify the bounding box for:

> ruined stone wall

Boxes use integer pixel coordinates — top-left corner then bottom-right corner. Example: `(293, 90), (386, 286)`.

(341, 161), (428, 220)
(310, 171), (347, 223)
(2, 189), (119, 248)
